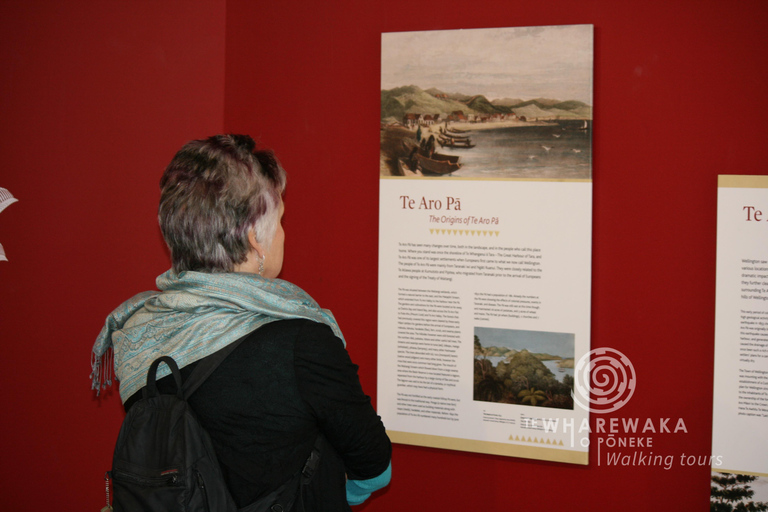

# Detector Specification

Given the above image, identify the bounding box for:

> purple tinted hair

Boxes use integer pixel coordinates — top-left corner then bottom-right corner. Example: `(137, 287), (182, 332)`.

(158, 134), (286, 273)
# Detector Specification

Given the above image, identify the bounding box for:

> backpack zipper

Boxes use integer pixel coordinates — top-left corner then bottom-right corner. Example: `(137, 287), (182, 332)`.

(112, 469), (181, 487)
(195, 470), (211, 512)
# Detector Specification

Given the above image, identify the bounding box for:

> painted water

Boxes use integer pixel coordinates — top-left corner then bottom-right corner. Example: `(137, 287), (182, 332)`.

(436, 120), (591, 180)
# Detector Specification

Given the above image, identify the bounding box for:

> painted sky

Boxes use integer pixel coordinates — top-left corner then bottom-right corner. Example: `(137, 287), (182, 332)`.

(475, 326), (575, 357)
(382, 25), (593, 104)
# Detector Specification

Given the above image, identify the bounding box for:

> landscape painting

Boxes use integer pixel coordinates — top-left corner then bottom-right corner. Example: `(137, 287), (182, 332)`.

(474, 326), (575, 409)
(381, 25), (593, 179)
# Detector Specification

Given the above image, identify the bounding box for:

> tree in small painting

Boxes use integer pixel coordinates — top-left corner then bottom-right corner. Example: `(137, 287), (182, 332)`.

(710, 473), (768, 512)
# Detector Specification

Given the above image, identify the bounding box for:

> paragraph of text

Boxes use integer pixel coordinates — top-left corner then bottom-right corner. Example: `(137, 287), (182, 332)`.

(396, 393), (460, 422)
(474, 292), (541, 322)
(741, 259), (768, 302)
(397, 288), (461, 391)
(398, 242), (543, 282)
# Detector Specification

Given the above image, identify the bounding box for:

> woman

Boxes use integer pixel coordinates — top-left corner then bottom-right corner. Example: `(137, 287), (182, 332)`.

(91, 134), (391, 510)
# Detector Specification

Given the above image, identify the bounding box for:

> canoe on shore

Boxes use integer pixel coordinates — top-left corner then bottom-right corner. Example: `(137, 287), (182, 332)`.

(429, 152), (460, 164)
(437, 135), (475, 149)
(413, 152), (461, 175)
(439, 127), (471, 139)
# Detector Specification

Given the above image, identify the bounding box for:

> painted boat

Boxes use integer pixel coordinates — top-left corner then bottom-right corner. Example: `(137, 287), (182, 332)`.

(413, 152), (461, 175)
(566, 120), (589, 131)
(438, 135), (476, 149)
(429, 151), (460, 164)
(439, 127), (471, 139)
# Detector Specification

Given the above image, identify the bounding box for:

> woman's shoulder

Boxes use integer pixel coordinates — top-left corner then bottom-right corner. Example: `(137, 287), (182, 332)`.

(249, 319), (342, 348)
(246, 319), (349, 372)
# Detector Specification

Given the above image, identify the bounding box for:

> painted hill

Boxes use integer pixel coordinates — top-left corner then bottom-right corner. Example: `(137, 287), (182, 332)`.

(466, 95), (515, 114)
(499, 349), (556, 382)
(512, 103), (591, 120)
(488, 346), (517, 358)
(382, 85), (591, 121)
(381, 85), (468, 119)
(491, 97), (525, 107)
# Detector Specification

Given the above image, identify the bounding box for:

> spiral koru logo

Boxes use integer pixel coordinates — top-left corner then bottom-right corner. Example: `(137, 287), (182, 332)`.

(573, 347), (636, 413)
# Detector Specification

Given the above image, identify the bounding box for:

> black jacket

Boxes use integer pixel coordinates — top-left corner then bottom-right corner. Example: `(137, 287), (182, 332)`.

(125, 318), (391, 511)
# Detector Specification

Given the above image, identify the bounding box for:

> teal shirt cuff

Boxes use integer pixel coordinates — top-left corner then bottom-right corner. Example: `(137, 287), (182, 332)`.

(346, 461), (392, 506)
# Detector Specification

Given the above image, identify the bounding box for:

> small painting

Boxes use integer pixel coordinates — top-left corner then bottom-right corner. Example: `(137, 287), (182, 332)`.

(474, 326), (575, 409)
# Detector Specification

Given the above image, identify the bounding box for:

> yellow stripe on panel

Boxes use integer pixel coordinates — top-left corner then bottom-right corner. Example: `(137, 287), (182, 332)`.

(387, 430), (589, 465)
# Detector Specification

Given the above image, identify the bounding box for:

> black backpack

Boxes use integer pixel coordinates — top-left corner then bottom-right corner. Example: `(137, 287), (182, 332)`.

(106, 345), (320, 512)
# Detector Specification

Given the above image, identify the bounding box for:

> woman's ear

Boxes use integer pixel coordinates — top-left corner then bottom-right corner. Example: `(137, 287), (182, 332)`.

(248, 229), (265, 260)
(234, 229), (265, 274)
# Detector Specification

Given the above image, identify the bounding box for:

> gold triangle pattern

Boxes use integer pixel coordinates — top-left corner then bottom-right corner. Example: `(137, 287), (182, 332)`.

(430, 229), (500, 236)
(507, 434), (564, 447)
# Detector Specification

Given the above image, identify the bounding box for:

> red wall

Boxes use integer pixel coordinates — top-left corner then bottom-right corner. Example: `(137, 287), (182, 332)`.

(1, 0), (766, 509)
(224, 0), (767, 510)
(0, 1), (226, 508)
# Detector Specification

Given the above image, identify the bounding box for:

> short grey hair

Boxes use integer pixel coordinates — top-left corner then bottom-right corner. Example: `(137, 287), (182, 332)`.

(158, 134), (286, 273)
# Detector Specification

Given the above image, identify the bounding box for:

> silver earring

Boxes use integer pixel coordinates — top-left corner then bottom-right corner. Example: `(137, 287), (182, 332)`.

(258, 255), (265, 275)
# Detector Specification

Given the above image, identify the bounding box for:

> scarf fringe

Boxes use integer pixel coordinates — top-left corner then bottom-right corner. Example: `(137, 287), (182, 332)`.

(91, 346), (114, 396)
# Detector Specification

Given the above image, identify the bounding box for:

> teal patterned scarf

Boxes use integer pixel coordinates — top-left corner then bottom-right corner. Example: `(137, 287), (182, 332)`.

(91, 270), (344, 403)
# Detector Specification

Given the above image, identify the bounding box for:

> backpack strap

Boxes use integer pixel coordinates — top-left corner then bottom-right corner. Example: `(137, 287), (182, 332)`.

(181, 336), (247, 400)
(143, 356), (183, 399)
(301, 434), (323, 480)
(140, 337), (247, 401)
